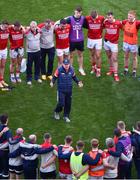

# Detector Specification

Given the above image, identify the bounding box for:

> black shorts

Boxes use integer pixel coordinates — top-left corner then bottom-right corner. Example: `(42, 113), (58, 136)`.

(70, 41), (84, 52)
(40, 170), (57, 179)
(9, 164), (23, 175)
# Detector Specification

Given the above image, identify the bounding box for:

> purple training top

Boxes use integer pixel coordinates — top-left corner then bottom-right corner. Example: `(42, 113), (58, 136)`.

(69, 16), (84, 42)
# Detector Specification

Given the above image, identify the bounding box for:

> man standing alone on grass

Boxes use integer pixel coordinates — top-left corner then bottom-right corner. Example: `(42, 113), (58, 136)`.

(50, 59), (83, 123)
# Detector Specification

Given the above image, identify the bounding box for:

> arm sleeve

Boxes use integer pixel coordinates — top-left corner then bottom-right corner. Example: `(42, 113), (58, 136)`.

(82, 153), (101, 165)
(136, 20), (140, 29)
(9, 137), (22, 145)
(0, 142), (9, 149)
(52, 76), (57, 84)
(58, 146), (71, 159)
(109, 142), (123, 157)
(9, 148), (21, 158)
(72, 75), (79, 84)
(52, 69), (59, 84)
(83, 17), (88, 28)
(6, 130), (12, 140)
(66, 17), (71, 24)
(35, 146), (54, 154)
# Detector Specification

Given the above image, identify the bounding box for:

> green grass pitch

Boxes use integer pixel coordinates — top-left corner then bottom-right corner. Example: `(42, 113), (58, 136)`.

(0, 0), (140, 178)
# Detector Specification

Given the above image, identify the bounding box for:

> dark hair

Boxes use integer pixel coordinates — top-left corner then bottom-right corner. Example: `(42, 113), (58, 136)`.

(114, 128), (121, 137)
(0, 114), (8, 124)
(107, 11), (113, 16)
(14, 21), (21, 27)
(44, 133), (51, 140)
(90, 10), (98, 18)
(65, 135), (72, 144)
(76, 140), (84, 149)
(60, 19), (67, 25)
(136, 121), (140, 130)
(1, 20), (9, 25)
(75, 6), (83, 12)
(45, 19), (51, 24)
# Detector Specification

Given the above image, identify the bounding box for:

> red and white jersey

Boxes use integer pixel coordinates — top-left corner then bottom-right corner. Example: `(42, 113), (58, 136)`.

(103, 19), (122, 44)
(55, 24), (70, 49)
(58, 145), (74, 174)
(0, 27), (9, 50)
(86, 15), (104, 39)
(9, 26), (24, 49)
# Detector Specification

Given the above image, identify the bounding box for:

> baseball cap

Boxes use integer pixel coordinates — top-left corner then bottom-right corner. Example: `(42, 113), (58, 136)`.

(63, 59), (70, 65)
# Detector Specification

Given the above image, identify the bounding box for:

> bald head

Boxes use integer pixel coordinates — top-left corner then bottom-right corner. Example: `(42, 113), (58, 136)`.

(29, 134), (37, 143)
(106, 138), (115, 148)
(16, 128), (23, 136)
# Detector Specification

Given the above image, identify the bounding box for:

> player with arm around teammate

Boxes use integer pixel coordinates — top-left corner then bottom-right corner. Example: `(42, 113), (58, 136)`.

(54, 19), (70, 66)
(0, 20), (10, 88)
(103, 11), (122, 82)
(86, 10), (104, 77)
(58, 135), (74, 179)
(9, 21), (24, 83)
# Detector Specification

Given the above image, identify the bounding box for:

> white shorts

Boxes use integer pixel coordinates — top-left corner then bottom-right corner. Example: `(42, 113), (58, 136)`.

(59, 172), (72, 180)
(56, 47), (69, 57)
(0, 48), (8, 60)
(104, 41), (118, 52)
(123, 42), (138, 53)
(10, 48), (24, 59)
(87, 38), (102, 50)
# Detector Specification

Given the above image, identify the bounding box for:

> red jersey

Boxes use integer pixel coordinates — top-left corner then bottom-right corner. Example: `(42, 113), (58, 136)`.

(58, 145), (73, 174)
(0, 28), (9, 50)
(103, 19), (122, 44)
(9, 26), (24, 49)
(55, 24), (70, 49)
(86, 15), (104, 39)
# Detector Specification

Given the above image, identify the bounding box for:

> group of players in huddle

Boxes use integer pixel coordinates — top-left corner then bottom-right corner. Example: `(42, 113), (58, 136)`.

(0, 6), (140, 90)
(0, 114), (140, 179)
